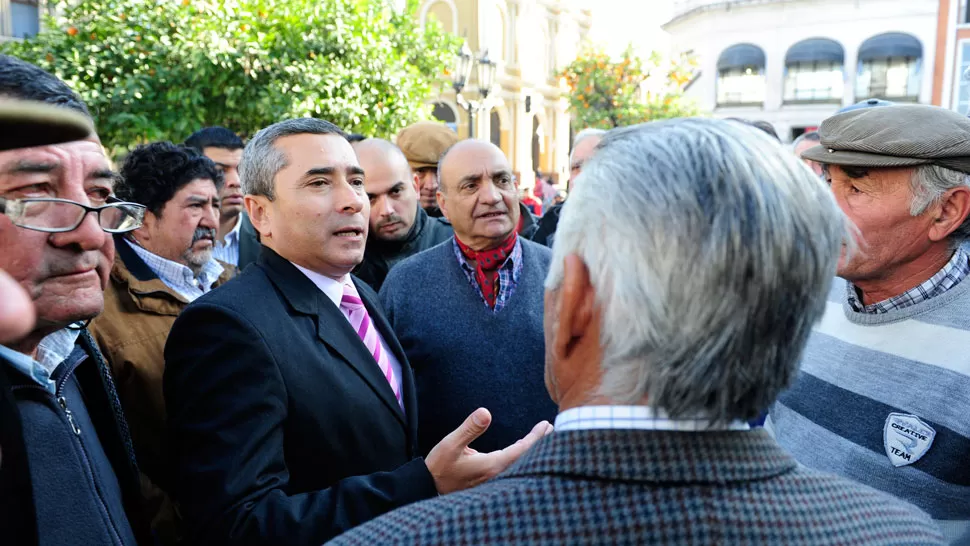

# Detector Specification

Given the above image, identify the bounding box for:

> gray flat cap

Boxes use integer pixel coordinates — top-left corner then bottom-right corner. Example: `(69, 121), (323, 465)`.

(0, 99), (93, 151)
(801, 104), (970, 174)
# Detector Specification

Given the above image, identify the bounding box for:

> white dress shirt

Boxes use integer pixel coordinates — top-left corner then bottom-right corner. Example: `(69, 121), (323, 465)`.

(212, 215), (243, 266)
(554, 405), (751, 432)
(291, 263), (404, 400)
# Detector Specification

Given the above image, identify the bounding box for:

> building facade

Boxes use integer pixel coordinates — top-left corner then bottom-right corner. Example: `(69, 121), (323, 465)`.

(0, 0), (40, 40)
(663, 0), (938, 142)
(932, 0), (970, 114)
(420, 0), (591, 185)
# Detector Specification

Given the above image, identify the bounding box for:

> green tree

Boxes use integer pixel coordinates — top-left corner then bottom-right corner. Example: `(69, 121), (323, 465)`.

(3, 0), (459, 153)
(560, 45), (700, 129)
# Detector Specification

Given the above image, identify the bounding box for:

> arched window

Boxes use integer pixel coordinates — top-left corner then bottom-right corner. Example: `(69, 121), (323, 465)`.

(423, 0), (456, 33)
(716, 44), (766, 106)
(485, 4), (505, 62)
(784, 38), (844, 103)
(856, 33), (922, 101)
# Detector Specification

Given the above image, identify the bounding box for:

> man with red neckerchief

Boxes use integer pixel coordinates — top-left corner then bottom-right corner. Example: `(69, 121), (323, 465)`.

(379, 139), (557, 456)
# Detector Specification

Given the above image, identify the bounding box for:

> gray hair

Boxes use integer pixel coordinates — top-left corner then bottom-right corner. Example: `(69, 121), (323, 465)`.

(570, 128), (607, 163)
(546, 118), (852, 423)
(239, 118), (345, 199)
(791, 130), (820, 150)
(910, 164), (970, 244)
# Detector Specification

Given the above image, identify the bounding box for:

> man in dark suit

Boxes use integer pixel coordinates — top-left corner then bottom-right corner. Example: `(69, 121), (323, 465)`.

(329, 119), (945, 545)
(163, 118), (551, 546)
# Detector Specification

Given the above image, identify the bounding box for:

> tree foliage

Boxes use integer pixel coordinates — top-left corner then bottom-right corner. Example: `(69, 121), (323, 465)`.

(3, 0), (460, 153)
(560, 45), (700, 129)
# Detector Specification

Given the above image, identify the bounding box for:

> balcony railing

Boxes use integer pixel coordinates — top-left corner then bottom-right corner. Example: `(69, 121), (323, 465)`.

(666, 0), (795, 26)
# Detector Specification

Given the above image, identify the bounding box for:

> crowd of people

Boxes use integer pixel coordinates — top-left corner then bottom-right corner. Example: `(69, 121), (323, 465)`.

(0, 51), (967, 546)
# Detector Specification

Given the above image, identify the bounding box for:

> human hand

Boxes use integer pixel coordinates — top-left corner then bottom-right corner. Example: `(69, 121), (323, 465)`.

(0, 270), (33, 344)
(425, 407), (553, 495)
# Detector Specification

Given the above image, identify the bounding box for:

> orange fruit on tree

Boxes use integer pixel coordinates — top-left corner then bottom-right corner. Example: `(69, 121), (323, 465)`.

(67, 27), (78, 36)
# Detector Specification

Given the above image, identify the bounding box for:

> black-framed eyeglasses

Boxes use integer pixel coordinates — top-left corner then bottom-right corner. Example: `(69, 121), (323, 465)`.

(0, 196), (146, 233)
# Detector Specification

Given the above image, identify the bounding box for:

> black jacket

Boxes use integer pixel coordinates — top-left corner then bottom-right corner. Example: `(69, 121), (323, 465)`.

(163, 246), (437, 546)
(354, 207), (453, 292)
(518, 202), (539, 240)
(0, 331), (150, 546)
(531, 202), (562, 247)
(237, 212), (261, 271)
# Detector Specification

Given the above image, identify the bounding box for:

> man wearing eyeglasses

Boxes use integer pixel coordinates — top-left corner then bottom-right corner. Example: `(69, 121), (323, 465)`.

(0, 56), (151, 546)
(87, 141), (234, 545)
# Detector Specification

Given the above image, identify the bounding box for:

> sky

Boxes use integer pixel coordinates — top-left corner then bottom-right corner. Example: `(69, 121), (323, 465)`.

(587, 0), (673, 57)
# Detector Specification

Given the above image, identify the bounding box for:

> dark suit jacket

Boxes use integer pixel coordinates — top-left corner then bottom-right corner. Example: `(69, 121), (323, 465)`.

(163, 246), (437, 546)
(329, 428), (945, 545)
(237, 212), (260, 271)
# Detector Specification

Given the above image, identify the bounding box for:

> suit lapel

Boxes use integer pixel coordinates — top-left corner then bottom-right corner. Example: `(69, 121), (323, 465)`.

(258, 248), (406, 428)
(354, 277), (415, 441)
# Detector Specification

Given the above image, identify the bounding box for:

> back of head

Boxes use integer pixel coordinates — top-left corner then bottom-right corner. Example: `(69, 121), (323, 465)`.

(184, 126), (243, 153)
(0, 55), (91, 118)
(239, 118), (345, 199)
(117, 141), (224, 216)
(547, 118), (850, 423)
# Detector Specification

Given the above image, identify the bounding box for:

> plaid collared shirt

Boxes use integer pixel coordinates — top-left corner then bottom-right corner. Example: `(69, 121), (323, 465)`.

(125, 238), (224, 302)
(0, 328), (81, 393)
(453, 236), (523, 313)
(212, 215), (242, 266)
(847, 245), (970, 314)
(554, 405), (751, 432)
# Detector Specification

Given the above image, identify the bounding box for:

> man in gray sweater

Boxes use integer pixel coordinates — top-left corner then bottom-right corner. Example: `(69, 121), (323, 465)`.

(769, 104), (970, 544)
(380, 140), (557, 456)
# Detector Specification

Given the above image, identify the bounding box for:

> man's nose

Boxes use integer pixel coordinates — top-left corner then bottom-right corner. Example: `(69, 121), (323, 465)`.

(48, 208), (107, 251)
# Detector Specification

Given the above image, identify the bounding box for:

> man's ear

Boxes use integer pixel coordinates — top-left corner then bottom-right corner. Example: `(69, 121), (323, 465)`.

(411, 171), (421, 194)
(552, 254), (595, 363)
(245, 195), (272, 240)
(436, 190), (450, 223)
(130, 211), (157, 245)
(929, 185), (970, 242)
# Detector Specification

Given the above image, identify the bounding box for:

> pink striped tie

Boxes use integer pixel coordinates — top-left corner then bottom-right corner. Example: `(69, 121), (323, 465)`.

(339, 282), (403, 409)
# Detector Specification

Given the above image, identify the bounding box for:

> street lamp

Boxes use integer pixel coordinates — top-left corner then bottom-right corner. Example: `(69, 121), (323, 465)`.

(451, 42), (497, 139)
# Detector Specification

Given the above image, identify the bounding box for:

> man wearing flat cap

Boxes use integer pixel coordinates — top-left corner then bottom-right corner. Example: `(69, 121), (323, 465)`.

(396, 121), (459, 218)
(0, 56), (152, 546)
(768, 104), (970, 544)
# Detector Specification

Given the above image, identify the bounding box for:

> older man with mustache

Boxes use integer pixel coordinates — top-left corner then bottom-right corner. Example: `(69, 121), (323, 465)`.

(88, 140), (234, 544)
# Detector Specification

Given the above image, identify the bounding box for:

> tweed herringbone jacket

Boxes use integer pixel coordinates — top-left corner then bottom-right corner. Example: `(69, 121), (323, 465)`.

(328, 428), (944, 545)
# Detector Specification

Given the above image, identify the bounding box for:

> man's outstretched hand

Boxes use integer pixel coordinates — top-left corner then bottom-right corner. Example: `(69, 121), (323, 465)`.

(425, 407), (553, 495)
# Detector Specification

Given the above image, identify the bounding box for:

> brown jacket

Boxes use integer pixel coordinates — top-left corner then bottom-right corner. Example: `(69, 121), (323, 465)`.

(89, 236), (234, 543)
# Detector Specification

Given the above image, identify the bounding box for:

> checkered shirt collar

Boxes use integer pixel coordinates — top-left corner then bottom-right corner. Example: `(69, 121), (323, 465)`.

(452, 236), (523, 312)
(847, 245), (970, 314)
(124, 237), (224, 299)
(554, 405), (750, 432)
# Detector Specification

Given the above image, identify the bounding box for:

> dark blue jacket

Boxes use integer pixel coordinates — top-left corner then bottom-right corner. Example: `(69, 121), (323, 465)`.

(0, 330), (150, 546)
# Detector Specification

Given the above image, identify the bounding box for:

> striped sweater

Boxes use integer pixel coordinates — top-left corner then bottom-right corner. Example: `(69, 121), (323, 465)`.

(768, 266), (970, 545)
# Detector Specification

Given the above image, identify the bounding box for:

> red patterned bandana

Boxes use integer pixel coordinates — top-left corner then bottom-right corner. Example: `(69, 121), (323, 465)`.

(456, 233), (518, 308)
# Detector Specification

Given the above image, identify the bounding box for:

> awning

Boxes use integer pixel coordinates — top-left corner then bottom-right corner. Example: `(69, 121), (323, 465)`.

(786, 38), (844, 64)
(717, 44), (766, 71)
(859, 33), (922, 61)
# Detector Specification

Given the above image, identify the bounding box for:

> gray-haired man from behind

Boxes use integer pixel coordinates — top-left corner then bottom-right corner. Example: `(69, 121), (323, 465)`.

(770, 104), (970, 544)
(328, 118), (943, 546)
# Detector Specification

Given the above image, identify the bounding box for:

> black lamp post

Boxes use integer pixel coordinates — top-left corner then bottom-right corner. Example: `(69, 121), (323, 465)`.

(452, 43), (497, 139)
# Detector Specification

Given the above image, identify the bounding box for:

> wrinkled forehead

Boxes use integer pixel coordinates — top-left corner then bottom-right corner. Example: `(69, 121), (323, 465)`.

(0, 138), (111, 191)
(442, 146), (511, 186)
